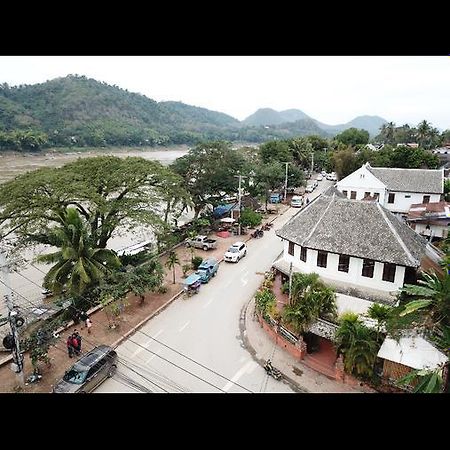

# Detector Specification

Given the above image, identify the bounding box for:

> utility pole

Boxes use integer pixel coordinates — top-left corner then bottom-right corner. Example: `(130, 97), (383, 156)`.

(0, 249), (25, 386)
(234, 175), (247, 235)
(288, 261), (293, 305)
(310, 152), (314, 175)
(282, 162), (290, 202)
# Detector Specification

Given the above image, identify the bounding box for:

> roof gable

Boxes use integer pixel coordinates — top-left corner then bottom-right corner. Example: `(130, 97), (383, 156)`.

(336, 163), (386, 190)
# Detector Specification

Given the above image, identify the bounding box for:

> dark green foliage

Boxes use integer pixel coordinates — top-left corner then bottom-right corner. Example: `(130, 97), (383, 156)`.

(335, 128), (369, 146)
(191, 256), (203, 270)
(239, 207), (262, 228)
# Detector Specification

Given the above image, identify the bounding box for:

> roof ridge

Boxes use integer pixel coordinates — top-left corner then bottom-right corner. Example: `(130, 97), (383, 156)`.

(301, 194), (335, 246)
(376, 203), (418, 266)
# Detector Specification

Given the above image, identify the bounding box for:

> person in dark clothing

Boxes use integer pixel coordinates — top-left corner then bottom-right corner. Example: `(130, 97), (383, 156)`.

(67, 335), (74, 358)
(72, 330), (82, 356)
(79, 311), (88, 329)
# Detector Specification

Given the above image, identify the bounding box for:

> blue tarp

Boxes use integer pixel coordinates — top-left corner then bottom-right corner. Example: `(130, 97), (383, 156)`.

(212, 203), (235, 218)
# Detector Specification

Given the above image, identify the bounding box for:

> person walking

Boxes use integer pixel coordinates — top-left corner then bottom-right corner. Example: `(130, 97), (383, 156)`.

(72, 330), (82, 356)
(86, 317), (92, 334)
(79, 311), (88, 329)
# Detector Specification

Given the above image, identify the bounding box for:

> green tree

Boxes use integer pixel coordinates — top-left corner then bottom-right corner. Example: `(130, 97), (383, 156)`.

(35, 207), (121, 297)
(396, 367), (445, 393)
(400, 271), (450, 330)
(171, 141), (246, 219)
(282, 272), (337, 333)
(259, 140), (292, 164)
(166, 251), (181, 284)
(335, 312), (381, 379)
(335, 128), (369, 147)
(332, 147), (359, 179)
(239, 207), (262, 228)
(0, 156), (189, 251)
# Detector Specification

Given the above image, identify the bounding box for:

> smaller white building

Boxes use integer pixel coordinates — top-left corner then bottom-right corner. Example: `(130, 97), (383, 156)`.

(336, 162), (444, 214)
(407, 201), (450, 241)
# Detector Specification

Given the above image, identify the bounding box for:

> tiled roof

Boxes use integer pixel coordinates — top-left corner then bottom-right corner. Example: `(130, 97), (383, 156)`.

(276, 192), (428, 267)
(407, 201), (450, 220)
(367, 165), (443, 193)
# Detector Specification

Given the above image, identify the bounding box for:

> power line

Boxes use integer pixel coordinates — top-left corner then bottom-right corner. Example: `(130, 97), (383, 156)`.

(22, 264), (253, 392)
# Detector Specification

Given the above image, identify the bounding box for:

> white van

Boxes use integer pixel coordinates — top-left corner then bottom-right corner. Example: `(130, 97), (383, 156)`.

(290, 195), (302, 208)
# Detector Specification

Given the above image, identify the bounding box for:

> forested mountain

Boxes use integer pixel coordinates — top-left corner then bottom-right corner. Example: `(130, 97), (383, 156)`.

(244, 108), (388, 137)
(0, 75), (383, 151)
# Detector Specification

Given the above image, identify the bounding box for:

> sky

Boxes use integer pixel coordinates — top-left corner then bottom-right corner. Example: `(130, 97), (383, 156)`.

(0, 56), (449, 130)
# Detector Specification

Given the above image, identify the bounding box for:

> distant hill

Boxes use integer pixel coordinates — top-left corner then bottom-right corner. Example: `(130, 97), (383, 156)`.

(244, 108), (388, 137)
(243, 108), (311, 126)
(0, 76), (388, 150)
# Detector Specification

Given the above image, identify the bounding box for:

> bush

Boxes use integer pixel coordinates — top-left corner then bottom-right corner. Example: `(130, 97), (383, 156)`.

(182, 264), (191, 277)
(191, 256), (203, 270)
(158, 285), (168, 294)
(239, 207), (262, 228)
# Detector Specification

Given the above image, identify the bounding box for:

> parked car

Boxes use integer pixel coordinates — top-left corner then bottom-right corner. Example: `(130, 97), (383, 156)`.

(195, 258), (219, 283)
(290, 195), (303, 208)
(224, 242), (247, 263)
(305, 184), (314, 193)
(52, 345), (117, 393)
(269, 192), (283, 203)
(316, 175), (323, 181)
(185, 235), (217, 251)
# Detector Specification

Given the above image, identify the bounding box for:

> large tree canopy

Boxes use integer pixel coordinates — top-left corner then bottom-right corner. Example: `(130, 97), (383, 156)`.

(171, 141), (246, 218)
(0, 155), (189, 250)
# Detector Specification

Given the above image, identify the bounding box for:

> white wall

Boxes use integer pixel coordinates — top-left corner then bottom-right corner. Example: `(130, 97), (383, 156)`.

(383, 192), (442, 213)
(283, 241), (406, 292)
(414, 222), (448, 239)
(337, 164), (387, 204)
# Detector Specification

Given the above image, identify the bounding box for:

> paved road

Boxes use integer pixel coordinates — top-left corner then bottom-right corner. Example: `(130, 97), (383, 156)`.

(95, 179), (333, 393)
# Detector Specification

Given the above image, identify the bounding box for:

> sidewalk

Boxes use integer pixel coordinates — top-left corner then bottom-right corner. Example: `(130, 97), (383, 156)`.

(241, 297), (375, 393)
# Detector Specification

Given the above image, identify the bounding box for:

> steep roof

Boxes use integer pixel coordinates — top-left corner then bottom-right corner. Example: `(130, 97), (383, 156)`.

(367, 165), (443, 193)
(407, 201), (450, 220)
(276, 192), (428, 267)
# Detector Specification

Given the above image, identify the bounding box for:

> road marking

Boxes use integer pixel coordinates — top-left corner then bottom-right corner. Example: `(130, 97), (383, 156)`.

(178, 320), (190, 332)
(222, 360), (257, 392)
(132, 329), (164, 356)
(202, 298), (214, 309)
(146, 348), (162, 364)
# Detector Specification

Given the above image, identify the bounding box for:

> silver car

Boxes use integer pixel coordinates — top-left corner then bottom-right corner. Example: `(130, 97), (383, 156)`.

(52, 345), (117, 393)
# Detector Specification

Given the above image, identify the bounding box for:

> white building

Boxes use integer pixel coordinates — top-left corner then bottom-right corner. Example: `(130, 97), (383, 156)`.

(273, 188), (440, 302)
(336, 162), (444, 214)
(407, 201), (450, 241)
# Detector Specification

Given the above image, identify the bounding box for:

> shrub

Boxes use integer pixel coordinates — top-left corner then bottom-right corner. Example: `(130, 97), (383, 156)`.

(182, 264), (191, 277)
(239, 207), (262, 228)
(158, 285), (168, 294)
(255, 288), (276, 316)
(191, 256), (203, 270)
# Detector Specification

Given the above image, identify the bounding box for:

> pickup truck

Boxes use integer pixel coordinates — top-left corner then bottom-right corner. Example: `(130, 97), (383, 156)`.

(185, 235), (217, 251)
(195, 258), (219, 283)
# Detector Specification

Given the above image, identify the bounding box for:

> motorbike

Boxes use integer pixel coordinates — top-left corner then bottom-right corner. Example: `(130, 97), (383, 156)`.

(251, 228), (264, 239)
(264, 359), (282, 380)
(262, 223), (273, 231)
(183, 273), (202, 297)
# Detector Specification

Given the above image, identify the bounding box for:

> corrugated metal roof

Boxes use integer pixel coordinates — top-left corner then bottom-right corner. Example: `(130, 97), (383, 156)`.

(377, 335), (448, 370)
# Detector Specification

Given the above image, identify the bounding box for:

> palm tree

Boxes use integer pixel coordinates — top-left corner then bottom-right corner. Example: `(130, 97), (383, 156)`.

(396, 366), (445, 393)
(417, 120), (431, 148)
(283, 272), (337, 332)
(400, 271), (450, 330)
(335, 312), (381, 378)
(165, 251), (180, 284)
(367, 303), (392, 341)
(36, 207), (121, 297)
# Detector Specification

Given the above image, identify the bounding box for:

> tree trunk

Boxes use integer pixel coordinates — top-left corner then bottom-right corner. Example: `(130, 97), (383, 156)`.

(172, 267), (176, 284)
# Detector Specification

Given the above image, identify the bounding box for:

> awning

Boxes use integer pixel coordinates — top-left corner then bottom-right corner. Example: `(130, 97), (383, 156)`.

(377, 335), (448, 370)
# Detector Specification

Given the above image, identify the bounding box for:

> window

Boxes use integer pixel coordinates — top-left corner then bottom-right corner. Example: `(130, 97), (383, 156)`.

(404, 195), (411, 198)
(350, 191), (357, 199)
(288, 241), (294, 256)
(300, 246), (307, 262)
(364, 192), (370, 198)
(388, 193), (395, 204)
(338, 254), (350, 272)
(423, 195), (430, 204)
(374, 192), (379, 200)
(342, 190), (348, 197)
(382, 263), (396, 282)
(317, 251), (328, 268)
(362, 259), (374, 278)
